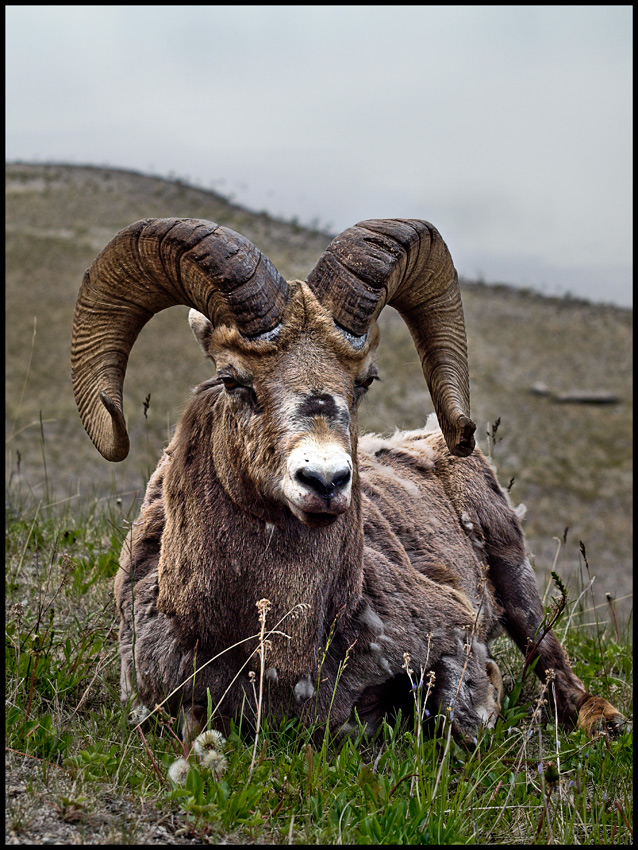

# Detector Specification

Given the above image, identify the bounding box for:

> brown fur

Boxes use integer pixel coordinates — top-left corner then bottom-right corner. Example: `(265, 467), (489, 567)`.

(115, 283), (624, 739)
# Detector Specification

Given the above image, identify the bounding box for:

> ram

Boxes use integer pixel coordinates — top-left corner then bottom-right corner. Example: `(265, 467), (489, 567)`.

(71, 217), (623, 740)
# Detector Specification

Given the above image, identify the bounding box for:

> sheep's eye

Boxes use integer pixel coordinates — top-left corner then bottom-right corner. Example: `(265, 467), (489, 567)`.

(356, 374), (379, 391)
(221, 375), (242, 391)
(219, 374), (259, 408)
(353, 373), (379, 403)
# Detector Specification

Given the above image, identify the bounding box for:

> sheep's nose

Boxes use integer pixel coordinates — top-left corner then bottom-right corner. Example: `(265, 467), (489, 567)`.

(284, 443), (353, 522)
(295, 465), (352, 499)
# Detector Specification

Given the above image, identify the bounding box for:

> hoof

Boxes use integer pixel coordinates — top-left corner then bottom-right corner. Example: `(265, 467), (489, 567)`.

(577, 695), (627, 738)
(476, 659), (503, 730)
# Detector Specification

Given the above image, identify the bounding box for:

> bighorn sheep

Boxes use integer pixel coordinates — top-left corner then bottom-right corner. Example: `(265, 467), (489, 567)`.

(71, 217), (623, 740)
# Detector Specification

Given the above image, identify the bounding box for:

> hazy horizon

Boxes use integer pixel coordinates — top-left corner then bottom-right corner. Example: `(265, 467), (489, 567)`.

(6, 5), (632, 306)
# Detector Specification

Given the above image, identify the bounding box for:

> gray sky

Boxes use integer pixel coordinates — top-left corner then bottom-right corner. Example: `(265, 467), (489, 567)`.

(6, 5), (632, 306)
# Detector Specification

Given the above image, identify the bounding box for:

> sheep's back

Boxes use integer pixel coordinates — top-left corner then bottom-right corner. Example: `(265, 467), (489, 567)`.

(358, 425), (501, 611)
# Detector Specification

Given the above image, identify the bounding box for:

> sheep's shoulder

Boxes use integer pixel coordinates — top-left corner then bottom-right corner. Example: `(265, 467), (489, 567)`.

(358, 422), (525, 567)
(359, 421), (521, 527)
(419, 428), (527, 570)
(358, 426), (481, 589)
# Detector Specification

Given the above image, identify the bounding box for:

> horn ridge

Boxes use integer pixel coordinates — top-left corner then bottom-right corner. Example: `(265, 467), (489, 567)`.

(306, 217), (475, 457)
(71, 217), (289, 461)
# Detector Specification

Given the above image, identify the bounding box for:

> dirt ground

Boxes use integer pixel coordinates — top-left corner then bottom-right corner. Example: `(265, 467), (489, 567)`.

(6, 750), (217, 845)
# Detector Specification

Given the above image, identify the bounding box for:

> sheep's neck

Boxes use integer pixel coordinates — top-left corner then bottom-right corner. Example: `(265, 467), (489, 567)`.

(157, 446), (364, 684)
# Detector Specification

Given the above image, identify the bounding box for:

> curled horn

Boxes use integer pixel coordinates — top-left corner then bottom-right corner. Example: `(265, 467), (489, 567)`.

(71, 218), (289, 462)
(306, 219), (475, 456)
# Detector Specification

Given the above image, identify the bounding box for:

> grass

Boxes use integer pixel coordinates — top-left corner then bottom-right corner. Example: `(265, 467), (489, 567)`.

(5, 453), (633, 844)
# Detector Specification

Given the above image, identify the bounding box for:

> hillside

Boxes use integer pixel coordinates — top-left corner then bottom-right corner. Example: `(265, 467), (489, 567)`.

(5, 162), (632, 621)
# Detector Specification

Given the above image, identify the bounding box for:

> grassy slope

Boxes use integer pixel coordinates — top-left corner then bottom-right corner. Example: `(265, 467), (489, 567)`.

(5, 163), (633, 844)
(6, 161), (632, 620)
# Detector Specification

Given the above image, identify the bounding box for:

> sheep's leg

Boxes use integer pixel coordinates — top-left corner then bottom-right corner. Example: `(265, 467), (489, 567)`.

(490, 553), (625, 735)
(431, 639), (504, 740)
(452, 452), (626, 735)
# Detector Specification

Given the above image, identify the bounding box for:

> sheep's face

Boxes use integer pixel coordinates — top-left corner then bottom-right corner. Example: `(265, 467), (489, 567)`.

(189, 283), (379, 527)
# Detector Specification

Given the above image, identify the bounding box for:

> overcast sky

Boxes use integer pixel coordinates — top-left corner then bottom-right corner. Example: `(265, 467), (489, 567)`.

(6, 5), (632, 306)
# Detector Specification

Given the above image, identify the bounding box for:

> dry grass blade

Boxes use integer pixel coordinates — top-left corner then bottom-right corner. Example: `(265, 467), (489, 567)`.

(249, 598), (272, 780)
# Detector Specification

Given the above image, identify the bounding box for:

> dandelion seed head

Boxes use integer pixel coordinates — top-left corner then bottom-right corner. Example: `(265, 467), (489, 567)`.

(193, 729), (226, 756)
(199, 749), (228, 780)
(128, 705), (150, 726)
(168, 757), (191, 785)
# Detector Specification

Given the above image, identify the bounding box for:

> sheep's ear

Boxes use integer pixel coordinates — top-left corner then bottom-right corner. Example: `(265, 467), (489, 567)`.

(188, 309), (213, 353)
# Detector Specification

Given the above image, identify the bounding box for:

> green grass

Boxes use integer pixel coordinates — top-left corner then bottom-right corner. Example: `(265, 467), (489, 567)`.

(5, 472), (633, 844)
